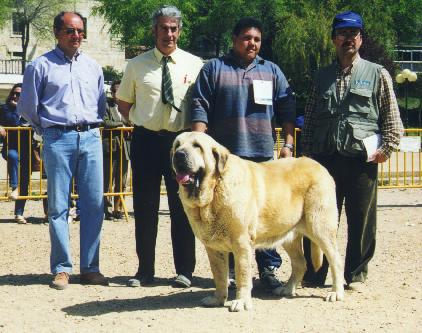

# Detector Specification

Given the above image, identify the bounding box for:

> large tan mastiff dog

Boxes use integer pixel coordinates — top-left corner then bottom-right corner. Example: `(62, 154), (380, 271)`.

(171, 132), (344, 311)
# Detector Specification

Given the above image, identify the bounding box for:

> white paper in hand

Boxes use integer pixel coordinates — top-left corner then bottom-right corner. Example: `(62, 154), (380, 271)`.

(362, 134), (382, 162)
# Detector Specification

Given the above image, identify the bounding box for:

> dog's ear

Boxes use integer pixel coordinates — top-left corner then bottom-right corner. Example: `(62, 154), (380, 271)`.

(169, 145), (176, 176)
(212, 145), (229, 175)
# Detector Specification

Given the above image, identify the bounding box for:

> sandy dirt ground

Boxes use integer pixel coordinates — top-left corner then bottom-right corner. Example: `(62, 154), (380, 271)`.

(0, 188), (421, 333)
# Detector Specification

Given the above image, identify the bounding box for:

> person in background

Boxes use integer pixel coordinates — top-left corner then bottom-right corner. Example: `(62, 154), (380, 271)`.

(0, 83), (30, 224)
(301, 11), (403, 290)
(191, 17), (296, 292)
(102, 79), (130, 221)
(18, 11), (108, 290)
(117, 5), (203, 288)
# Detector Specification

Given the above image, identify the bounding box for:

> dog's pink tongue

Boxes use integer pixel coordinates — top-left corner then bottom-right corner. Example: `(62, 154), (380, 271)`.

(176, 173), (191, 184)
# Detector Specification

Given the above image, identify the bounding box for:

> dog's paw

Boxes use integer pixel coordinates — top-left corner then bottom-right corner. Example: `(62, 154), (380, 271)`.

(201, 295), (225, 307)
(325, 291), (344, 302)
(272, 285), (296, 297)
(229, 298), (252, 312)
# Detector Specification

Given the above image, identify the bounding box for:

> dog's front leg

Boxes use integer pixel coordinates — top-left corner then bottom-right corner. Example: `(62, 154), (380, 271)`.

(201, 247), (228, 308)
(231, 242), (253, 312)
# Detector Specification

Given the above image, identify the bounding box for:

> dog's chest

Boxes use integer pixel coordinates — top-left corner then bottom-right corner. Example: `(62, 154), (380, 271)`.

(186, 207), (233, 250)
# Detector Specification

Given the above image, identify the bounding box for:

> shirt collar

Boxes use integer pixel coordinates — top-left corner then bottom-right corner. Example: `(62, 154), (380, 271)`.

(336, 54), (361, 75)
(153, 47), (181, 64)
(54, 45), (81, 62)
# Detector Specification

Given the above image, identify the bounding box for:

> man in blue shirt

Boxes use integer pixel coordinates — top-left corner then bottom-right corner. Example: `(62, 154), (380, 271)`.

(18, 11), (108, 290)
(191, 17), (296, 292)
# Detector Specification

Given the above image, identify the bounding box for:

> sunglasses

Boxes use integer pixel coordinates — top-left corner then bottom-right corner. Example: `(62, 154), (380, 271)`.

(63, 28), (85, 36)
(12, 91), (21, 97)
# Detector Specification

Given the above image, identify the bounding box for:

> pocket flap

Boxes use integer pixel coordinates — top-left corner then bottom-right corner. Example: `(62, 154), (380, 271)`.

(349, 88), (372, 97)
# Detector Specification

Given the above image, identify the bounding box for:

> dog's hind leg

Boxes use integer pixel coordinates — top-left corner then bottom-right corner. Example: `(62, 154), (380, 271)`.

(306, 232), (345, 302)
(273, 233), (305, 297)
(201, 247), (228, 308)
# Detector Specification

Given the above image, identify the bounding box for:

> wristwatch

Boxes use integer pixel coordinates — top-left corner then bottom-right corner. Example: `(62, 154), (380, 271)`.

(283, 143), (294, 151)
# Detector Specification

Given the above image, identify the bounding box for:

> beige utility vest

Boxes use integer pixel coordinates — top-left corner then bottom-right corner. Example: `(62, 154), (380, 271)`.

(311, 59), (382, 157)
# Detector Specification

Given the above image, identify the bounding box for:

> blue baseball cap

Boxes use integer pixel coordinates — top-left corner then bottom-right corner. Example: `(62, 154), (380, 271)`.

(332, 11), (363, 31)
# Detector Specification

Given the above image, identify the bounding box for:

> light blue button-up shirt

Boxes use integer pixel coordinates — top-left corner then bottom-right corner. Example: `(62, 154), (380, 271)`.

(18, 46), (106, 134)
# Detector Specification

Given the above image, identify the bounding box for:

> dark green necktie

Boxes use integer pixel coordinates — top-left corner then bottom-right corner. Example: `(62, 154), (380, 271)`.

(161, 56), (181, 112)
(162, 56), (174, 104)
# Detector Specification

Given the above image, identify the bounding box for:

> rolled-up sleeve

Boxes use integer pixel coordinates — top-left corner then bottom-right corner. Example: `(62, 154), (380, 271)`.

(17, 63), (43, 134)
(191, 62), (214, 124)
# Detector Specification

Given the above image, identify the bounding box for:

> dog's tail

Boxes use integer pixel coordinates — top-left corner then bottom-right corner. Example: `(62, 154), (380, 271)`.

(311, 242), (323, 272)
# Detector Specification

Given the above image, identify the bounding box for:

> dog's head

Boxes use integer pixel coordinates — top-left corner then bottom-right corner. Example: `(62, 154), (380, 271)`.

(171, 132), (229, 205)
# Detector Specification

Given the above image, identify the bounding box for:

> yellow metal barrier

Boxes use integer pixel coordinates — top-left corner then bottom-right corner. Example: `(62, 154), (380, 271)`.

(0, 127), (135, 221)
(1, 127), (420, 215)
(275, 128), (422, 189)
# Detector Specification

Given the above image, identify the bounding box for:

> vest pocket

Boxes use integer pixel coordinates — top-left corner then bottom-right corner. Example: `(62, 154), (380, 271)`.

(348, 89), (372, 115)
(343, 121), (379, 155)
(311, 117), (336, 155)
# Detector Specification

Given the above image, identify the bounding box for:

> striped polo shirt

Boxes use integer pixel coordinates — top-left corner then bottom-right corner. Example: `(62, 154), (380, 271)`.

(191, 53), (295, 158)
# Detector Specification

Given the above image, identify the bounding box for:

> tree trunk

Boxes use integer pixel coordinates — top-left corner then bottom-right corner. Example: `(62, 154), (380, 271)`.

(215, 34), (221, 57)
(21, 22), (30, 74)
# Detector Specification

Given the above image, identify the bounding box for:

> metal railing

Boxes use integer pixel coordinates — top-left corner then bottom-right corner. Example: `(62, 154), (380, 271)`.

(1, 127), (420, 216)
(274, 128), (422, 189)
(0, 60), (26, 74)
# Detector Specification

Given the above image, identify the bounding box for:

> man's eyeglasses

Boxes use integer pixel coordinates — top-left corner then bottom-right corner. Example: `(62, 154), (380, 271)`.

(336, 30), (361, 40)
(12, 91), (21, 97)
(63, 28), (85, 36)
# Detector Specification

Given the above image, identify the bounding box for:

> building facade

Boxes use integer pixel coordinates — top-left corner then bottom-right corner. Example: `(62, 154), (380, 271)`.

(0, 0), (126, 102)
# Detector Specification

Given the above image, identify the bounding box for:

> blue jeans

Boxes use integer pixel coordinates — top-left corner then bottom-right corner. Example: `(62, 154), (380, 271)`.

(42, 127), (104, 274)
(3, 148), (30, 216)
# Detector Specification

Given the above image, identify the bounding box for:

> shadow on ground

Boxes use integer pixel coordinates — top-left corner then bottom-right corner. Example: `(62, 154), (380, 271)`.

(0, 274), (51, 286)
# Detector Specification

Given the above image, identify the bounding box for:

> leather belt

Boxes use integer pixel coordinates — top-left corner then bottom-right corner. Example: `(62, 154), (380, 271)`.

(50, 123), (100, 132)
(134, 125), (178, 136)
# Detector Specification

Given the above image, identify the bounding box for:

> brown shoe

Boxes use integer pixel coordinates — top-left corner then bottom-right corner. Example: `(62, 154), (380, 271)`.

(80, 272), (109, 286)
(50, 272), (70, 290)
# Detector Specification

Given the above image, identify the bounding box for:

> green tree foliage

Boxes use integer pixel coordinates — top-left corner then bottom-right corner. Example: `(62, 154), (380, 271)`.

(103, 65), (123, 84)
(93, 0), (422, 96)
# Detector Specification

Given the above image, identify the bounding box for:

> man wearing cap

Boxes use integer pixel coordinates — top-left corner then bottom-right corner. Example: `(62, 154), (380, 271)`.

(301, 11), (403, 290)
(117, 5), (203, 288)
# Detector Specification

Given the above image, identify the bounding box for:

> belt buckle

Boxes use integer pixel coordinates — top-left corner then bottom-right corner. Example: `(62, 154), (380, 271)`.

(75, 125), (83, 132)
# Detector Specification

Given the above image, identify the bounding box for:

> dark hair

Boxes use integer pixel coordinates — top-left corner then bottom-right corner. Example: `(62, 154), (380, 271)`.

(53, 11), (84, 33)
(111, 80), (121, 92)
(232, 17), (263, 36)
(6, 83), (22, 104)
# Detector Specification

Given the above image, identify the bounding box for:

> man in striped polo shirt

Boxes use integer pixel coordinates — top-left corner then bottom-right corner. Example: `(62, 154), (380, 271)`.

(191, 17), (296, 293)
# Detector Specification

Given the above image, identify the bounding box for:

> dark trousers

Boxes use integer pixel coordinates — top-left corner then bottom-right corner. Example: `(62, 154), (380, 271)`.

(303, 153), (378, 284)
(130, 126), (195, 277)
(229, 155), (282, 273)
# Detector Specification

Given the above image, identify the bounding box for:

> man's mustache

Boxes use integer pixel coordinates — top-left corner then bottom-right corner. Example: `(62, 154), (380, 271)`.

(342, 41), (355, 47)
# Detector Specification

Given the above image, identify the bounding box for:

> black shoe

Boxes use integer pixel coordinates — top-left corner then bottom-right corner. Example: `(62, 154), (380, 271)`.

(259, 266), (283, 291)
(302, 278), (325, 288)
(127, 273), (154, 287)
(104, 211), (113, 221)
(112, 211), (124, 220)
